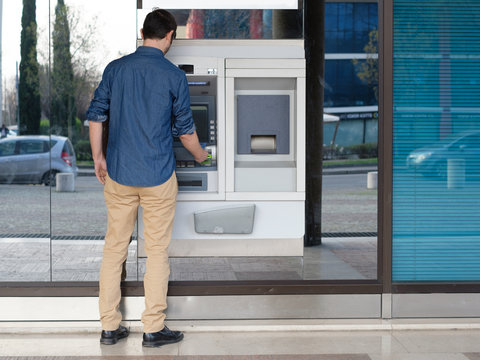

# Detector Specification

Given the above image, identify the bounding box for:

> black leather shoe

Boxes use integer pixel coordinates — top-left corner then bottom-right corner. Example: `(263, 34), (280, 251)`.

(142, 326), (184, 347)
(100, 325), (130, 345)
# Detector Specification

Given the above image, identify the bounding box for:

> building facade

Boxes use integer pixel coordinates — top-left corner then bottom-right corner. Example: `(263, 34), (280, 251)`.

(1, 0), (480, 321)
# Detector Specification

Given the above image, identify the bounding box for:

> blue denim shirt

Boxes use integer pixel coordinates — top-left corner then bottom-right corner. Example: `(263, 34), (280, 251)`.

(86, 46), (195, 187)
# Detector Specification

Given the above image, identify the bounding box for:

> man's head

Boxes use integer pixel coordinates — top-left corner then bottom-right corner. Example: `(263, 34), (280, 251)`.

(141, 9), (177, 54)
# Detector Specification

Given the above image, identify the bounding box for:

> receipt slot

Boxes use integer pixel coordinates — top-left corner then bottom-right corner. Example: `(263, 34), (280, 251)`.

(138, 40), (305, 258)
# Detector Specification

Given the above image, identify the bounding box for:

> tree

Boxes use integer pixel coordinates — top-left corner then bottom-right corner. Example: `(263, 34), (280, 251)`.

(19, 0), (41, 135)
(352, 29), (379, 102)
(37, 5), (101, 133)
(51, 0), (76, 138)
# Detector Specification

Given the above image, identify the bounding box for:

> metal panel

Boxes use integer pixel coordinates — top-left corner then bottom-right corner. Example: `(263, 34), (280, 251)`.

(166, 40), (305, 60)
(226, 58), (306, 69)
(382, 293), (392, 319)
(393, 293), (480, 318)
(379, 0), (394, 293)
(0, 295), (380, 321)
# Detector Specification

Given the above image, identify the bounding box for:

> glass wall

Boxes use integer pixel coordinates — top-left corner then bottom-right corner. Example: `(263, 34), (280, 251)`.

(393, 0), (480, 281)
(1, 1), (378, 285)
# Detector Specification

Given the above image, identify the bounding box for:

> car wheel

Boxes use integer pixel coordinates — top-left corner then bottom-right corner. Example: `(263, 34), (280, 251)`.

(42, 170), (59, 186)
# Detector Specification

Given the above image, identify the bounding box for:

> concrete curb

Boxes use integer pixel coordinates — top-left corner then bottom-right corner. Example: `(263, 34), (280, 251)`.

(2, 319), (480, 334)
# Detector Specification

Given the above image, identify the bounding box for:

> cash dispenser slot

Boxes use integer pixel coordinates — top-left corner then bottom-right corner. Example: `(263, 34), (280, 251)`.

(177, 173), (208, 191)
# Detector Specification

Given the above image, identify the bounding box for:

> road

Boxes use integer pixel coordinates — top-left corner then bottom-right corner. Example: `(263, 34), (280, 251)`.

(0, 172), (377, 236)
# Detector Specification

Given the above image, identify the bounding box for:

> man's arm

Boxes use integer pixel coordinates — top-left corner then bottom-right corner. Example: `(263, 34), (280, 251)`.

(180, 131), (208, 163)
(86, 64), (112, 184)
(173, 76), (208, 163)
(89, 121), (107, 185)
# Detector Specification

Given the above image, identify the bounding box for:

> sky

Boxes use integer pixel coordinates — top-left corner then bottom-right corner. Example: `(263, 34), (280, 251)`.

(1, 0), (137, 81)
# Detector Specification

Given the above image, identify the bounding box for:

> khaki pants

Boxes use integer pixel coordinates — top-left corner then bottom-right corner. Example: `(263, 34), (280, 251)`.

(99, 172), (177, 333)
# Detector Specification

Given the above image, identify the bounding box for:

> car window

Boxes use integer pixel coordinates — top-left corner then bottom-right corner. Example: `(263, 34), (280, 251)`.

(0, 141), (16, 157)
(49, 140), (58, 149)
(63, 139), (75, 155)
(19, 140), (47, 154)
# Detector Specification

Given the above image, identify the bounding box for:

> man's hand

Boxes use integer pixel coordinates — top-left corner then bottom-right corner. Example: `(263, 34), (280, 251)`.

(180, 131), (209, 163)
(94, 157), (108, 185)
(195, 148), (209, 163)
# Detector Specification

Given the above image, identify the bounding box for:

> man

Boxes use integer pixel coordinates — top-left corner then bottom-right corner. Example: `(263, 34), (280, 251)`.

(86, 9), (208, 347)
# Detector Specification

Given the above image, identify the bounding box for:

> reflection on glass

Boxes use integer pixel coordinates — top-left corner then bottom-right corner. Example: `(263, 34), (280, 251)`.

(406, 130), (480, 179)
(319, 1), (379, 279)
(137, 9), (303, 39)
(324, 60), (378, 108)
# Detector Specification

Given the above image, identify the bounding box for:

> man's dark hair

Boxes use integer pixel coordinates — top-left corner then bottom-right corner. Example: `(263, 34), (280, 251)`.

(142, 9), (177, 40)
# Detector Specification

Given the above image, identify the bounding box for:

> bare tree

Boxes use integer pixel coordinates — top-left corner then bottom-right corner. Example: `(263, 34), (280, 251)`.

(3, 77), (18, 127)
(37, 3), (102, 137)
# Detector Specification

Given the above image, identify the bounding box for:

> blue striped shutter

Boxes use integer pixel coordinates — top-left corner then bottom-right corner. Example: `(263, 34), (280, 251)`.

(392, 0), (480, 281)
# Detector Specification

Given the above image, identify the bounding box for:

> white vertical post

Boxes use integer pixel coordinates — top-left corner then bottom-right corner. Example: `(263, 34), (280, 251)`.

(447, 158), (465, 189)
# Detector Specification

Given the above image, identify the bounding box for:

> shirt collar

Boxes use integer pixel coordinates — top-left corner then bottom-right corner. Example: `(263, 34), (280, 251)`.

(136, 46), (165, 57)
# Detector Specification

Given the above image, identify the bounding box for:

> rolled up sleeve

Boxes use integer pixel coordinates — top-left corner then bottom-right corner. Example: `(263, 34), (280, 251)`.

(172, 75), (195, 137)
(86, 64), (112, 123)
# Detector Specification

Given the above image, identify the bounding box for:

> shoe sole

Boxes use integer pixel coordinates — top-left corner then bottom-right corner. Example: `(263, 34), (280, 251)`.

(142, 333), (184, 347)
(100, 332), (129, 345)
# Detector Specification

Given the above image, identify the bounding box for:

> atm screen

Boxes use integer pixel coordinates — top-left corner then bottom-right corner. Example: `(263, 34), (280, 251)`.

(191, 105), (209, 144)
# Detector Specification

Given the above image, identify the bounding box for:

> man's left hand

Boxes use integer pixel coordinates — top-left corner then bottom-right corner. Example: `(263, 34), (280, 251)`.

(94, 157), (108, 185)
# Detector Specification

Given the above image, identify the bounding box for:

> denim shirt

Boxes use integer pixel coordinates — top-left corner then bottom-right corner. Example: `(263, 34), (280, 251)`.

(86, 46), (195, 187)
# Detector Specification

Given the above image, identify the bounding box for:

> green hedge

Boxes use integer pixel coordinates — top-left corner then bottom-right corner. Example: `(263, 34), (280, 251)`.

(74, 139), (92, 161)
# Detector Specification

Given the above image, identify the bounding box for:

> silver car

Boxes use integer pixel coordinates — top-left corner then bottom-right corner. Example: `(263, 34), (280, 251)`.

(406, 130), (480, 178)
(0, 135), (78, 186)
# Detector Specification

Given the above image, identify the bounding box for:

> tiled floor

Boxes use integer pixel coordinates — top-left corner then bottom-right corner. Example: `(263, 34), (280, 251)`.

(1, 328), (480, 359)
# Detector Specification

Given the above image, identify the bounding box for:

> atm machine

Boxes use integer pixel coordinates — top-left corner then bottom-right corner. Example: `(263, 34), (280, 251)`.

(138, 40), (305, 257)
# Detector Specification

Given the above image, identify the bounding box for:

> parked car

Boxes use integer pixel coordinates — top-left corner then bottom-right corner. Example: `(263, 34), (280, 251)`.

(406, 130), (480, 177)
(0, 135), (78, 186)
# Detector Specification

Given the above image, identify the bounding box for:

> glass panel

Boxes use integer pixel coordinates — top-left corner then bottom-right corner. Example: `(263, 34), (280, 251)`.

(0, 0), (50, 281)
(393, 0), (480, 281)
(137, 9), (303, 39)
(320, 2), (379, 280)
(47, 0), (137, 281)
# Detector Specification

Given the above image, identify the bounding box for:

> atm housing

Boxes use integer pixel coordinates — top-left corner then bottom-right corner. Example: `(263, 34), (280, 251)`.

(138, 40), (305, 258)
(173, 75), (217, 192)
